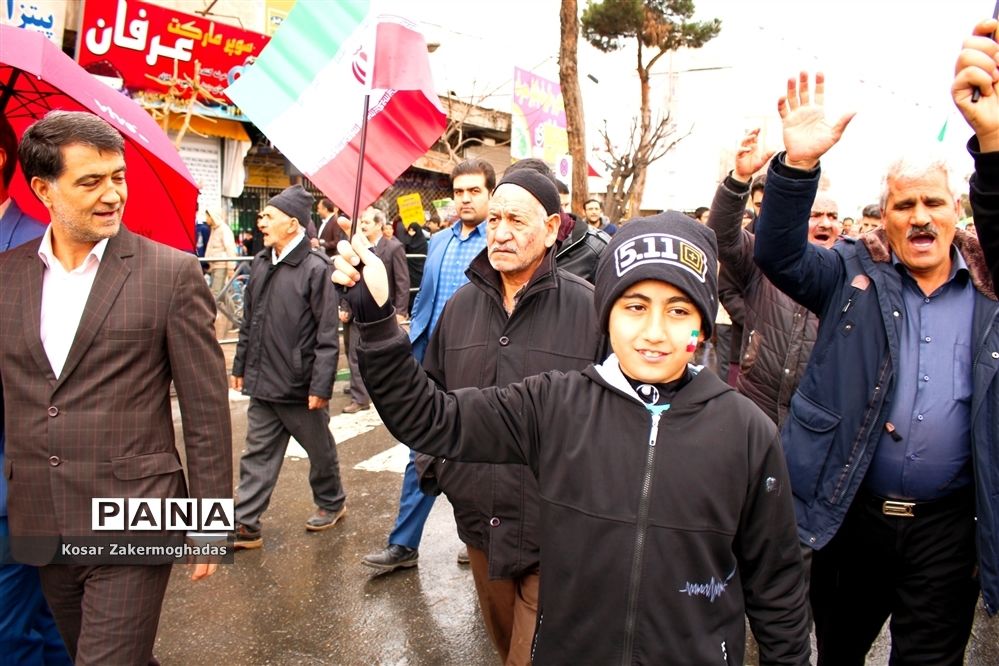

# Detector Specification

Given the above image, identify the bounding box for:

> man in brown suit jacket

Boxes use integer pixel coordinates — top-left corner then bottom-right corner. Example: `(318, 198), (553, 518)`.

(0, 111), (232, 665)
(316, 196), (343, 258)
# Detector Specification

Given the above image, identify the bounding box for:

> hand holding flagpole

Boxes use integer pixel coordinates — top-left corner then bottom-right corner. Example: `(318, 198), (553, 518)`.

(332, 234), (390, 317)
(970, 1), (999, 102)
(954, 17), (999, 151)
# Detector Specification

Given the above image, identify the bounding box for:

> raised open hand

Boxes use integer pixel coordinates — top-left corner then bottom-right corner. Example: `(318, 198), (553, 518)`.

(953, 18), (999, 151)
(733, 128), (775, 183)
(778, 72), (855, 171)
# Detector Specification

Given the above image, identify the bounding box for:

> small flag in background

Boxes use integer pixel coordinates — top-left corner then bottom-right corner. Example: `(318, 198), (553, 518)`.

(937, 118), (948, 142)
(226, 0), (446, 215)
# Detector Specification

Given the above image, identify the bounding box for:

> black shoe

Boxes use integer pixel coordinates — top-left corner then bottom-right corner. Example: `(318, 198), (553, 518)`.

(305, 505), (347, 531)
(234, 524), (262, 550)
(361, 544), (418, 572)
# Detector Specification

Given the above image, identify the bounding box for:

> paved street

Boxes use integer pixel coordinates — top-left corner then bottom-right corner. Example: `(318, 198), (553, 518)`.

(157, 386), (494, 665)
(152, 341), (998, 665)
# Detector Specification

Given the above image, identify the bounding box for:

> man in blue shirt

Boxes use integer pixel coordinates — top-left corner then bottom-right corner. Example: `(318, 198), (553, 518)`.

(0, 114), (72, 665)
(361, 158), (494, 572)
(752, 68), (999, 665)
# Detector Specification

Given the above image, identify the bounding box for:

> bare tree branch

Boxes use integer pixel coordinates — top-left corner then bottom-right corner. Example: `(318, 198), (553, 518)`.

(582, 0), (719, 221)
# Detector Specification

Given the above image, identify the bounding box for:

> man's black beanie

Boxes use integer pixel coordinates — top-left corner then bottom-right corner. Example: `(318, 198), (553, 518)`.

(593, 212), (718, 338)
(494, 169), (561, 216)
(267, 184), (313, 227)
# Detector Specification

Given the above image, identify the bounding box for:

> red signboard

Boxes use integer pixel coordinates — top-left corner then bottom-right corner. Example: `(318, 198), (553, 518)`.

(78, 0), (269, 104)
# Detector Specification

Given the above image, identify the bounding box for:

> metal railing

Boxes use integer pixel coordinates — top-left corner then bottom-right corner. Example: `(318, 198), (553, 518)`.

(200, 256), (253, 327)
(200, 252), (428, 342)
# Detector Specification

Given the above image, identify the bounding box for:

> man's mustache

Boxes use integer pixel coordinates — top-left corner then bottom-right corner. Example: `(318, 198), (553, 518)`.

(907, 224), (939, 239)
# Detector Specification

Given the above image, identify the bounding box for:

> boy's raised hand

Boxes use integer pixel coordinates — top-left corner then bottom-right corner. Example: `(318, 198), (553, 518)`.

(953, 18), (999, 151)
(778, 72), (855, 171)
(336, 215), (352, 236)
(332, 234), (389, 311)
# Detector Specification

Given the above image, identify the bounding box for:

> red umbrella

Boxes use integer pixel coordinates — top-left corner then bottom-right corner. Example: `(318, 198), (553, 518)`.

(0, 24), (198, 251)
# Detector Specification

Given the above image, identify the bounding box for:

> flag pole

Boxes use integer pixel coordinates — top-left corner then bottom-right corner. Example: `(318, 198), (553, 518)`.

(971, 0), (999, 102)
(349, 94), (372, 239)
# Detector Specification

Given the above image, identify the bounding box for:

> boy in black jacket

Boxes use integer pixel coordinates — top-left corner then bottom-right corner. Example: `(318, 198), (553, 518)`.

(334, 213), (810, 665)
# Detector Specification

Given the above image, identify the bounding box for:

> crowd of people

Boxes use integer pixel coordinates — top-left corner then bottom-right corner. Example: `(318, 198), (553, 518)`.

(0, 15), (998, 666)
(333, 20), (999, 666)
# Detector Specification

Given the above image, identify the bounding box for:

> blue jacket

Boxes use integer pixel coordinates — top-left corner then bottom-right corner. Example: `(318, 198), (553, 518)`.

(0, 199), (46, 253)
(0, 199), (47, 518)
(407, 222), (486, 361)
(753, 157), (999, 615)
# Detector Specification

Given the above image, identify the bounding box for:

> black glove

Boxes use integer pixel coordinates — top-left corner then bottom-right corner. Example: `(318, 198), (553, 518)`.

(338, 278), (393, 323)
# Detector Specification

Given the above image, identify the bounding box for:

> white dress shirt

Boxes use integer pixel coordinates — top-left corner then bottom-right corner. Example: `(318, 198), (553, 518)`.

(37, 227), (109, 378)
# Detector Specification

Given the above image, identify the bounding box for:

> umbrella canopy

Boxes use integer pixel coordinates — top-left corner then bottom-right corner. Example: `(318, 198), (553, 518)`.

(0, 24), (198, 251)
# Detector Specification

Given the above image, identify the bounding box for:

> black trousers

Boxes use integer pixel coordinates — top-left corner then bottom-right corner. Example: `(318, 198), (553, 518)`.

(811, 488), (979, 666)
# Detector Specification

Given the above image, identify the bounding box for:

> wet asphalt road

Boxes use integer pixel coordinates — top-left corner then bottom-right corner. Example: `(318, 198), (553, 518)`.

(157, 384), (494, 665)
(152, 344), (997, 665)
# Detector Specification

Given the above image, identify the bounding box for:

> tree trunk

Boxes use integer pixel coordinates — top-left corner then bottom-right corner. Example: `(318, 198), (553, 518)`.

(559, 0), (588, 214)
(629, 48), (653, 219)
(629, 159), (649, 218)
(626, 170), (645, 217)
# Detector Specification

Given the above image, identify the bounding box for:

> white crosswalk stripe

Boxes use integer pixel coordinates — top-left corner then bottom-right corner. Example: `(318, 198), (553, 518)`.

(285, 404), (386, 459)
(353, 442), (410, 473)
(231, 384), (402, 469)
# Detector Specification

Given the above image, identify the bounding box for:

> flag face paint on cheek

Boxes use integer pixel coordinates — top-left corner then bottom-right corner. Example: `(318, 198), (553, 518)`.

(686, 329), (699, 353)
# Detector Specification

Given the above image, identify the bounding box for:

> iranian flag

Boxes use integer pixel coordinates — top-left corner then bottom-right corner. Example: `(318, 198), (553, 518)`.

(225, 0), (446, 215)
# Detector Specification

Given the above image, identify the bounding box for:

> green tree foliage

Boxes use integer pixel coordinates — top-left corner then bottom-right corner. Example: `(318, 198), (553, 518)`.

(583, 0), (720, 54)
(581, 0), (720, 220)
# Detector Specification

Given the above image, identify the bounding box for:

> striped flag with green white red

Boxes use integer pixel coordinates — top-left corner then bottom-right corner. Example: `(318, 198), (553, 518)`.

(225, 0), (445, 214)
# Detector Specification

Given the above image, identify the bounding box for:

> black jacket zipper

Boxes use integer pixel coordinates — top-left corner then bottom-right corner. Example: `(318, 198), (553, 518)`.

(620, 410), (664, 664)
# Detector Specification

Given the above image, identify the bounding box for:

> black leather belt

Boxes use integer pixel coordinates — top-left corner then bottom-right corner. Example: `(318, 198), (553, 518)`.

(857, 487), (974, 518)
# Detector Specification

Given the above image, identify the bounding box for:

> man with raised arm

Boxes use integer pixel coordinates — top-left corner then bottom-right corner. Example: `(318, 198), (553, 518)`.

(707, 129), (839, 426)
(753, 68), (998, 664)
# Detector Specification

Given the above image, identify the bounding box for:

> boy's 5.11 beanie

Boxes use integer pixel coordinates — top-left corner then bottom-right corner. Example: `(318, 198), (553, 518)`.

(593, 212), (719, 338)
